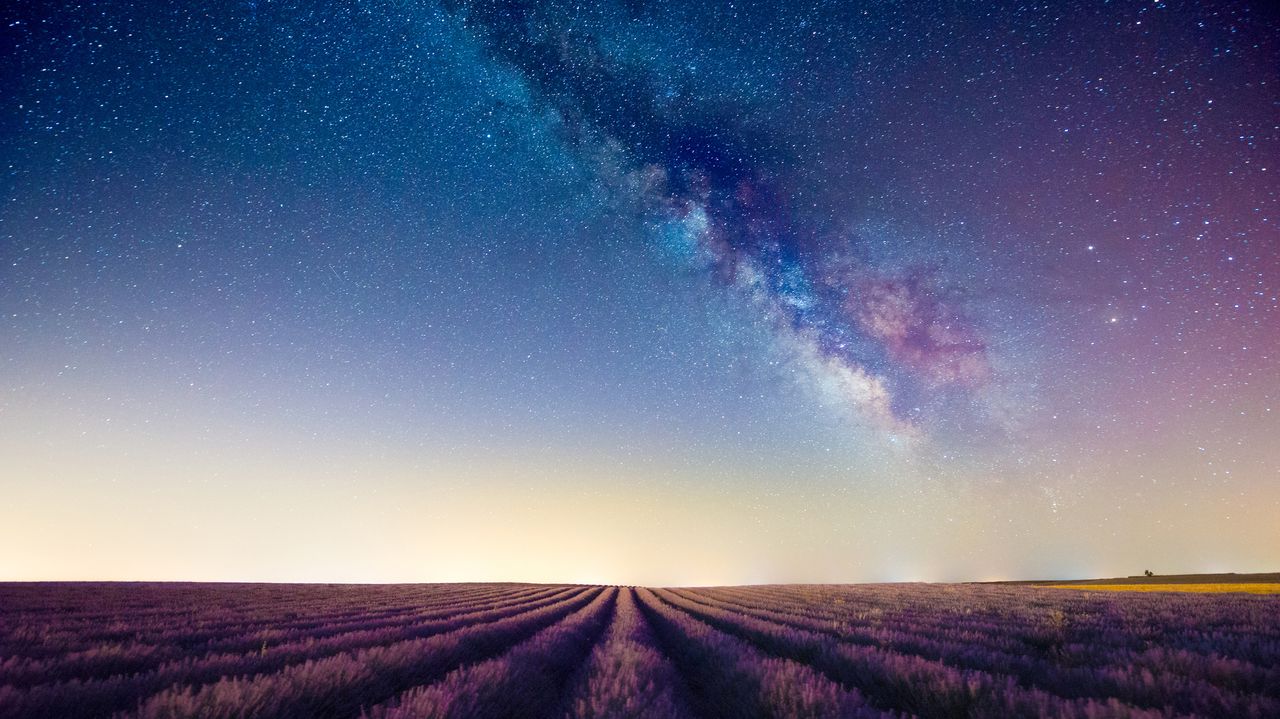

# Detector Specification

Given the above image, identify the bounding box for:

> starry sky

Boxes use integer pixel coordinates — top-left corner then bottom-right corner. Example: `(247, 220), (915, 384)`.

(1, 0), (1277, 584)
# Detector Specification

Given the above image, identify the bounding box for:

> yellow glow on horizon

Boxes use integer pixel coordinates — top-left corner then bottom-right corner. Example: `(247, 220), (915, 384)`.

(2, 399), (1278, 584)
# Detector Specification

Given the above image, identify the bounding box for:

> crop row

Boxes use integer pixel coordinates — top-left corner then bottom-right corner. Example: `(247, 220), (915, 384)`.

(561, 587), (692, 719)
(0, 584), (566, 688)
(0, 584), (592, 719)
(126, 586), (603, 719)
(0, 583), (529, 659)
(703, 585), (1280, 693)
(363, 586), (619, 718)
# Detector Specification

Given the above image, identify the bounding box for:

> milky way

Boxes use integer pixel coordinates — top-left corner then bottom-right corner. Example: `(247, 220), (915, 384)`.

(449, 0), (993, 437)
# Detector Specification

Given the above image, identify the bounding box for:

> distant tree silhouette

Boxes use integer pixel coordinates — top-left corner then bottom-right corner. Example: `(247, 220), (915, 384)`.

(1144, 569), (1154, 577)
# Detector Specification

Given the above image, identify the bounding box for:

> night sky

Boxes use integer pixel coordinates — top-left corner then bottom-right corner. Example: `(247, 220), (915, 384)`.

(2, 0), (1277, 584)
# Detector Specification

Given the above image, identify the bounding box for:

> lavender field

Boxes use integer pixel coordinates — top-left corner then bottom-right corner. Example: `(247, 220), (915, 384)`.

(1, 582), (1277, 719)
